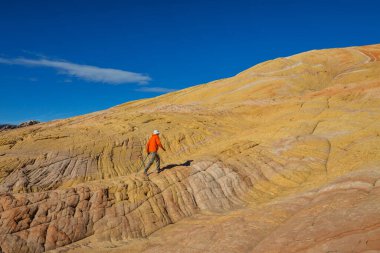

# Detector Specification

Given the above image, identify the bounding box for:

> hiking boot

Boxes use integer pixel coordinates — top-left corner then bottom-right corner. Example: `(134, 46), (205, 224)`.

(157, 169), (161, 174)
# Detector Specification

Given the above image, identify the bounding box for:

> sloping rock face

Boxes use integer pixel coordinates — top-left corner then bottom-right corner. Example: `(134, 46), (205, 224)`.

(1, 44), (380, 252)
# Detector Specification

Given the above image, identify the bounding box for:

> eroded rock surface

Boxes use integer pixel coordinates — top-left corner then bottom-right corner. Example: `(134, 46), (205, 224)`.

(1, 44), (380, 252)
(54, 169), (380, 253)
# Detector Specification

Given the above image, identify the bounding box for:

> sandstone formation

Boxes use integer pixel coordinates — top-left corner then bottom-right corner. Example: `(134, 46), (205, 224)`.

(1, 44), (380, 252)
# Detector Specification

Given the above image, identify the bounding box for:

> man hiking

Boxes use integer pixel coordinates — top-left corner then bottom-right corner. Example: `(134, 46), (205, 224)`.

(143, 130), (166, 176)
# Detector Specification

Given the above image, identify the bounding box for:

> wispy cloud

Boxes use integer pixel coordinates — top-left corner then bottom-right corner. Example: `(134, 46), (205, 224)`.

(28, 77), (38, 82)
(136, 87), (177, 93)
(0, 57), (151, 84)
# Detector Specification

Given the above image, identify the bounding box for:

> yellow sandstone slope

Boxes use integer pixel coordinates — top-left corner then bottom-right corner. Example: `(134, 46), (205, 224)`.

(0, 44), (380, 253)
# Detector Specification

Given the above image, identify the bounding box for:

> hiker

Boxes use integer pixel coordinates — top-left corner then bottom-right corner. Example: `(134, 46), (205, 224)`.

(144, 130), (166, 176)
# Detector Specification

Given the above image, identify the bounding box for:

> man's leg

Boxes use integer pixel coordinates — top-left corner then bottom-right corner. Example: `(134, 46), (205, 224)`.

(143, 153), (156, 175)
(155, 153), (161, 172)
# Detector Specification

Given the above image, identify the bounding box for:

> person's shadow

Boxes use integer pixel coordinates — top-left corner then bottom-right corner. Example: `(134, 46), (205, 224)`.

(160, 160), (193, 172)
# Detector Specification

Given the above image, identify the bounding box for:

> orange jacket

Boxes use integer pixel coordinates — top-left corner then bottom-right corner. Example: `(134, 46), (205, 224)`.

(146, 134), (164, 153)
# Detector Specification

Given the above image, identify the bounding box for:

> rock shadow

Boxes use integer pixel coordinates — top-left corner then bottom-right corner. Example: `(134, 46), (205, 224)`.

(160, 160), (193, 172)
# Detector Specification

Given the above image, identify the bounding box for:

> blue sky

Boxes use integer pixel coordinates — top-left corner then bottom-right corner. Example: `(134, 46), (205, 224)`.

(1, 0), (379, 124)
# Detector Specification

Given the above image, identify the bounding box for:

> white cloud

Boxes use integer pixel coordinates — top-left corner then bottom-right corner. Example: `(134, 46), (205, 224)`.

(0, 58), (12, 64)
(28, 77), (38, 82)
(136, 87), (177, 93)
(0, 57), (151, 84)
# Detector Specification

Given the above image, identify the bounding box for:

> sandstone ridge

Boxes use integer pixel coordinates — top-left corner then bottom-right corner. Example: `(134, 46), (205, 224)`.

(1, 44), (380, 252)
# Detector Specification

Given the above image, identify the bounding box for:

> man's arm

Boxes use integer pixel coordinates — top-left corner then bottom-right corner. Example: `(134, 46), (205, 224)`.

(156, 136), (166, 151)
(146, 140), (150, 153)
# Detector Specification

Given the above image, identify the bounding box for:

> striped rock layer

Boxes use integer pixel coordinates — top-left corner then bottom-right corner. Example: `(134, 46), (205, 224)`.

(1, 44), (380, 252)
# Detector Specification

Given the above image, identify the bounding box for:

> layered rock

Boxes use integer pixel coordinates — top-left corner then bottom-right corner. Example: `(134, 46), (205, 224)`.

(1, 44), (380, 252)
(64, 168), (380, 253)
(0, 160), (251, 252)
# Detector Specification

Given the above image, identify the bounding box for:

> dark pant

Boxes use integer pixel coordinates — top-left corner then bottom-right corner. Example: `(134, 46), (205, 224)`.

(144, 152), (160, 173)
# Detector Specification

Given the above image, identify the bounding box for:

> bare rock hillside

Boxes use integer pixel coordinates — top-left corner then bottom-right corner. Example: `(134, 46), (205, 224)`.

(1, 44), (380, 253)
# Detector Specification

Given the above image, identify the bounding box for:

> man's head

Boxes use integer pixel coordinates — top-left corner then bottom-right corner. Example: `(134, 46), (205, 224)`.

(153, 130), (160, 135)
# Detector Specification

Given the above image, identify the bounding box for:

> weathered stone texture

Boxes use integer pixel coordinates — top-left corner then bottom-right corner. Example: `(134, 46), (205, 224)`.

(1, 44), (380, 252)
